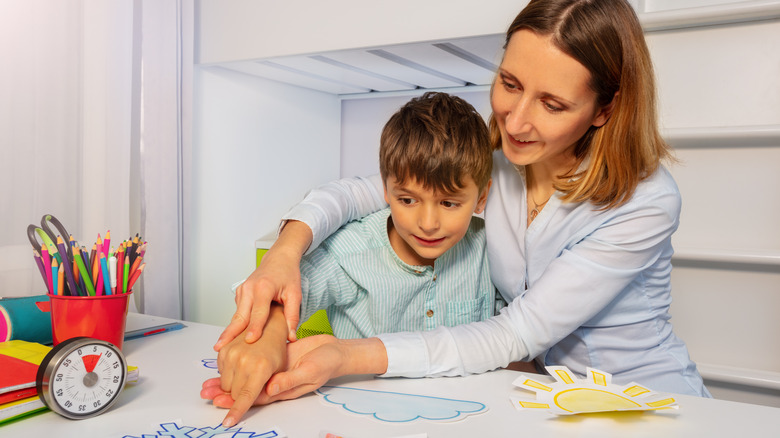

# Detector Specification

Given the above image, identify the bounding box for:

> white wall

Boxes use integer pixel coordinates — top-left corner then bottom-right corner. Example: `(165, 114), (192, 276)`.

(339, 89), (492, 178)
(648, 19), (780, 406)
(187, 68), (340, 325)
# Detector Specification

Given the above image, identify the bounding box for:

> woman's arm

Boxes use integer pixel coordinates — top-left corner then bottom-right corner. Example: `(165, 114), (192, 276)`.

(283, 174), (386, 253)
(267, 177), (682, 389)
(379, 181), (682, 378)
(215, 175), (386, 348)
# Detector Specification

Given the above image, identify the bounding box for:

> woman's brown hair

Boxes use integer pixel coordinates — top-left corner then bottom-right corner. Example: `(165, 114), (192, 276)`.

(488, 0), (673, 208)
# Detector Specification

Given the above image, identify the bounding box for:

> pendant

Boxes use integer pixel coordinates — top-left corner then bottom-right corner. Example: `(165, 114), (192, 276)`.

(529, 208), (539, 223)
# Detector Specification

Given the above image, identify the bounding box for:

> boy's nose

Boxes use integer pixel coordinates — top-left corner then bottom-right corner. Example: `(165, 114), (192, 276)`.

(418, 207), (440, 233)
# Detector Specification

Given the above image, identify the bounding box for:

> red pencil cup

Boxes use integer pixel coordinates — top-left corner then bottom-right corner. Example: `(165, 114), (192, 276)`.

(41, 292), (133, 350)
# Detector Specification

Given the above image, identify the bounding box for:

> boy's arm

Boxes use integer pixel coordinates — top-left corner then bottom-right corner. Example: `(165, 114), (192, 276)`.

(214, 220), (312, 349)
(201, 303), (288, 427)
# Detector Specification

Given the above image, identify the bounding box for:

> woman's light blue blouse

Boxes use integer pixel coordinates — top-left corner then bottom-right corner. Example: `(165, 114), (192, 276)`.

(282, 151), (709, 397)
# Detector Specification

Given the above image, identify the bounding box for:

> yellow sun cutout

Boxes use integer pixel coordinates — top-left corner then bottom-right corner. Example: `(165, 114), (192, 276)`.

(510, 366), (678, 415)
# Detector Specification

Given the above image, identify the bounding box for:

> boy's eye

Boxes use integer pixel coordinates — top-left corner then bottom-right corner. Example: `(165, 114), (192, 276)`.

(399, 197), (415, 205)
(441, 200), (460, 208)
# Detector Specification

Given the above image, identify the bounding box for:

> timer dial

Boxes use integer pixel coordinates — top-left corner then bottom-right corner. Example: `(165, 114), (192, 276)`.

(36, 337), (127, 419)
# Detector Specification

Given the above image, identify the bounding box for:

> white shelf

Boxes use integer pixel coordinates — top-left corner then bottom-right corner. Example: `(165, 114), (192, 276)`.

(640, 0), (780, 31)
(663, 125), (780, 149)
(699, 362), (780, 391)
(673, 247), (780, 266)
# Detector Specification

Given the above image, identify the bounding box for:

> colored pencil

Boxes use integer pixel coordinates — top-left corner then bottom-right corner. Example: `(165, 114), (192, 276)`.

(123, 254), (130, 294)
(95, 249), (105, 296)
(126, 263), (145, 291)
(56, 236), (79, 298)
(51, 259), (59, 296)
(129, 254), (143, 279)
(89, 243), (97, 272)
(73, 246), (95, 296)
(100, 253), (111, 296)
(116, 242), (125, 296)
(57, 259), (64, 296)
(103, 230), (111, 259)
(33, 249), (47, 288)
(129, 235), (139, 265)
(41, 245), (53, 294)
(91, 244), (99, 288)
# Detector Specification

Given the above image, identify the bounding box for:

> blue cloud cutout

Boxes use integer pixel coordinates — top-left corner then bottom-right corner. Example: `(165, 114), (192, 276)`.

(316, 386), (487, 423)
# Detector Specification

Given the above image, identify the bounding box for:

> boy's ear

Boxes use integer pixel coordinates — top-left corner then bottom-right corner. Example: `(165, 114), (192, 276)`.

(383, 183), (390, 205)
(474, 179), (492, 214)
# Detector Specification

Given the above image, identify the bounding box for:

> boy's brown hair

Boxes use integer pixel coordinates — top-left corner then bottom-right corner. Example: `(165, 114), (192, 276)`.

(380, 92), (492, 194)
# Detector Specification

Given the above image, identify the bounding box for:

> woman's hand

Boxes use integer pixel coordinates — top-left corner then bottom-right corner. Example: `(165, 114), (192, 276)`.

(213, 221), (313, 350)
(264, 335), (389, 401)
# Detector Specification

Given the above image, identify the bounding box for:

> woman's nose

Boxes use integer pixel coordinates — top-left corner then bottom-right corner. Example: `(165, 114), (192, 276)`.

(504, 97), (533, 135)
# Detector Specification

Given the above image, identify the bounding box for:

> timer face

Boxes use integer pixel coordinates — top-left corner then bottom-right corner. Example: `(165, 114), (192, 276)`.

(38, 338), (127, 419)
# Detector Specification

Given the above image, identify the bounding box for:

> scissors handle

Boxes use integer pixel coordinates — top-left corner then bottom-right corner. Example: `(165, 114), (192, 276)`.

(27, 224), (56, 253)
(41, 214), (73, 259)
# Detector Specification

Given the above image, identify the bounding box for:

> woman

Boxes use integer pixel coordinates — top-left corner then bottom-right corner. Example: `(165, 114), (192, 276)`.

(211, 0), (710, 416)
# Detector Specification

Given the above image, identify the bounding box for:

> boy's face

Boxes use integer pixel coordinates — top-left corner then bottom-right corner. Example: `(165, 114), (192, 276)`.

(384, 175), (490, 267)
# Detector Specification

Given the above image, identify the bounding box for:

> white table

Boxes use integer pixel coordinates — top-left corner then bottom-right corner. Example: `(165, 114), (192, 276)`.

(5, 314), (780, 437)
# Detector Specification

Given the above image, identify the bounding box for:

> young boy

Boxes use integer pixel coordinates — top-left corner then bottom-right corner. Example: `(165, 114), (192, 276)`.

(203, 92), (500, 425)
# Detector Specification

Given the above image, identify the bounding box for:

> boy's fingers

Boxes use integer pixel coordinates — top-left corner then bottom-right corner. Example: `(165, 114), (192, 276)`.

(221, 386), (260, 428)
(213, 393), (235, 409)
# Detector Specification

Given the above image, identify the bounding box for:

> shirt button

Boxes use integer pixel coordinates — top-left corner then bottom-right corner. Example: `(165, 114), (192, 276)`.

(426, 309), (434, 317)
(432, 275), (437, 281)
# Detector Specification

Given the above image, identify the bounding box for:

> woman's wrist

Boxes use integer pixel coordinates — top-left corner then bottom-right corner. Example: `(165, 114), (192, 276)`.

(274, 220), (313, 261)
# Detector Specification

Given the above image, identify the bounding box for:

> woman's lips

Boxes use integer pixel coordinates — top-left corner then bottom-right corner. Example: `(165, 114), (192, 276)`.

(508, 136), (537, 147)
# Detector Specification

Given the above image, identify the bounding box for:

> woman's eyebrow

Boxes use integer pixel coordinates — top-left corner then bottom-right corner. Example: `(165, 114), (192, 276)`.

(499, 69), (577, 106)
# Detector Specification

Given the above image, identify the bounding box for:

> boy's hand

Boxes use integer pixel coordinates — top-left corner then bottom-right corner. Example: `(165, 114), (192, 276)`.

(201, 304), (288, 427)
(213, 221), (313, 350)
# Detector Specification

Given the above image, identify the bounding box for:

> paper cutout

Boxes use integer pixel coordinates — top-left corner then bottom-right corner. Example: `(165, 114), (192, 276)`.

(315, 386), (487, 423)
(121, 421), (285, 438)
(510, 366), (679, 415)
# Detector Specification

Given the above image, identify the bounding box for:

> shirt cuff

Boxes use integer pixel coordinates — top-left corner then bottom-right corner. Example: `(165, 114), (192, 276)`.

(376, 332), (429, 378)
(280, 202), (329, 255)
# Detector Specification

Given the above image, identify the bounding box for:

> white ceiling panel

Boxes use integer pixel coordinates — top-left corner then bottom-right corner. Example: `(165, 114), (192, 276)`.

(218, 62), (369, 95)
(449, 34), (506, 67)
(211, 35), (505, 95)
(269, 55), (414, 92)
(380, 43), (497, 85)
(322, 49), (464, 89)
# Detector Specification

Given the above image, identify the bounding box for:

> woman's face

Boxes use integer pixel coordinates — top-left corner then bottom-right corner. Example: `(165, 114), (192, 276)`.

(491, 29), (611, 169)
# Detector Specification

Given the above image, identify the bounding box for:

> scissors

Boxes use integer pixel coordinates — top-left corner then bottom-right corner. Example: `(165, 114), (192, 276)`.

(27, 214), (74, 260)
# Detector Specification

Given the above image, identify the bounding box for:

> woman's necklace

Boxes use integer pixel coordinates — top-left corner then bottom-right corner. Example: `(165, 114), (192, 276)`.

(529, 193), (552, 224)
